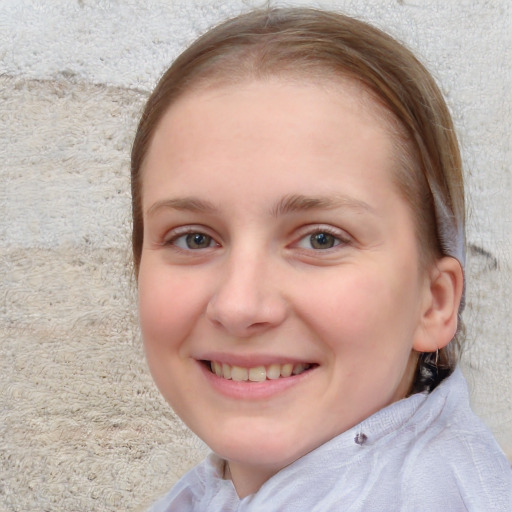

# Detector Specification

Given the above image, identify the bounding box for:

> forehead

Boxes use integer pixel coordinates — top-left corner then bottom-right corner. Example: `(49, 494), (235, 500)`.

(140, 78), (412, 227)
(150, 73), (404, 147)
(143, 76), (402, 178)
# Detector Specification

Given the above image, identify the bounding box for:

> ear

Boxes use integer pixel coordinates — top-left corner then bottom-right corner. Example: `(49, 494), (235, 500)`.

(413, 257), (464, 352)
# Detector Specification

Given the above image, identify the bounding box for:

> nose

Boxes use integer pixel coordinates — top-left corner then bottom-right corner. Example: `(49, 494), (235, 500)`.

(206, 251), (288, 338)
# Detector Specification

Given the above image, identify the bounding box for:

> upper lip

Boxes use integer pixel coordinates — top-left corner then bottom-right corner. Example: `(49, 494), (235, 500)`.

(195, 352), (317, 367)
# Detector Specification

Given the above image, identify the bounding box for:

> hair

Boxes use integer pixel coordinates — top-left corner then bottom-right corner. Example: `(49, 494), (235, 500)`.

(131, 7), (466, 392)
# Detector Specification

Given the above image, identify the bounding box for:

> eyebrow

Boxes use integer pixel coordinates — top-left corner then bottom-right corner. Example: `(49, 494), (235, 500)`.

(269, 194), (376, 217)
(146, 197), (218, 217)
(146, 193), (375, 218)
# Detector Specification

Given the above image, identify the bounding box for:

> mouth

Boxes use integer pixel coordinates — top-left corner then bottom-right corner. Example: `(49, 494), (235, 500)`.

(203, 360), (317, 382)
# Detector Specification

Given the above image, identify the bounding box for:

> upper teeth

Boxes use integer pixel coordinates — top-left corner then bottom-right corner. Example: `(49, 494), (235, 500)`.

(210, 361), (311, 381)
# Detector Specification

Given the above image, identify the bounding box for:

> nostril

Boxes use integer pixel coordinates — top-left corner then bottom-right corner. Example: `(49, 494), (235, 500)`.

(205, 280), (288, 336)
(208, 317), (224, 329)
(247, 321), (269, 330)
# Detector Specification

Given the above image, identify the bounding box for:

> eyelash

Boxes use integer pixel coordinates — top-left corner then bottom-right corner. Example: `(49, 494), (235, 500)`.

(164, 227), (219, 251)
(163, 225), (350, 252)
(293, 225), (350, 251)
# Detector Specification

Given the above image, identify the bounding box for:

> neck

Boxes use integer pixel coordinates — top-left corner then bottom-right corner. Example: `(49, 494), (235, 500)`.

(225, 459), (282, 498)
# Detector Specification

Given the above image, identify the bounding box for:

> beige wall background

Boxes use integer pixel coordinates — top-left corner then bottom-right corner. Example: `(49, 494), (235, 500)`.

(1, 0), (510, 510)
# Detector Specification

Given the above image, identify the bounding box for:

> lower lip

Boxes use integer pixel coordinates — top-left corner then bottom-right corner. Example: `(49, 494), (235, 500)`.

(198, 362), (316, 400)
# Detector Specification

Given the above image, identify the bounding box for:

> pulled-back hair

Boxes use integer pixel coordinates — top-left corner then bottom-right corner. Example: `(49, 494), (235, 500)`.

(131, 7), (465, 392)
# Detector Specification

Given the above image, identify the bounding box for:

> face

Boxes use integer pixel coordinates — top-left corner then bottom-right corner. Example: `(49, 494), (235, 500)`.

(138, 79), (430, 492)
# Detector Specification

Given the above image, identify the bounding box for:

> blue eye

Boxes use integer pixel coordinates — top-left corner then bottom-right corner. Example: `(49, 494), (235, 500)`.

(172, 232), (216, 250)
(310, 232), (337, 249)
(297, 231), (342, 250)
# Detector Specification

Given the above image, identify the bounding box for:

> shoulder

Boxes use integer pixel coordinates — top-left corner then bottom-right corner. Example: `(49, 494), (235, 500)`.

(146, 468), (204, 512)
(403, 432), (512, 512)
(402, 370), (512, 511)
(146, 454), (240, 512)
(146, 457), (211, 512)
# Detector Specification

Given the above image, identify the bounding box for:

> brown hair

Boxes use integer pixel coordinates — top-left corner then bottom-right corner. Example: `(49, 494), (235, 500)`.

(131, 7), (465, 389)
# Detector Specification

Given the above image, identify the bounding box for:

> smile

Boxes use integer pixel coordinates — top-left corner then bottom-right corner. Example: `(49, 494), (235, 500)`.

(207, 361), (315, 381)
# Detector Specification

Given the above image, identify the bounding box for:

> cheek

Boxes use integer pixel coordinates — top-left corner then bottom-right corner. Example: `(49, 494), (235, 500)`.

(137, 265), (206, 352)
(297, 267), (418, 352)
(137, 263), (211, 411)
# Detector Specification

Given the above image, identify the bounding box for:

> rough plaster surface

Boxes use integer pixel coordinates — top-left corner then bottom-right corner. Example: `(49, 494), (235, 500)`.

(0, 1), (510, 510)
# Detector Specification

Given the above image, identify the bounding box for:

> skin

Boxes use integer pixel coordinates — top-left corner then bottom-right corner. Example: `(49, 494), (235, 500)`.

(137, 78), (462, 498)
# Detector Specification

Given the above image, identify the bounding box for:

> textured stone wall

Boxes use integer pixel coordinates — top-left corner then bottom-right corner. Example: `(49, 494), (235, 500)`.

(1, 1), (510, 510)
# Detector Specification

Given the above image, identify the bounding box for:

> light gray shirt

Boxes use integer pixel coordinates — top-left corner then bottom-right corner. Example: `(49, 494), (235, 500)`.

(149, 368), (512, 511)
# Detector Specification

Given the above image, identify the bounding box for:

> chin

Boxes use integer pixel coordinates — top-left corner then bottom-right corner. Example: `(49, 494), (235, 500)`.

(203, 421), (308, 469)
(208, 431), (310, 497)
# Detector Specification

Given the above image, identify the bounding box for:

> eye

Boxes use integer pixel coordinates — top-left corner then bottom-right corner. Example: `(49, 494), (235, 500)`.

(171, 232), (217, 250)
(296, 230), (345, 250)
